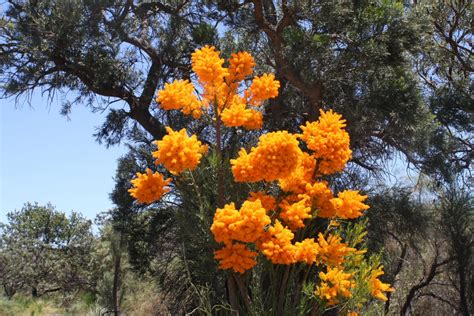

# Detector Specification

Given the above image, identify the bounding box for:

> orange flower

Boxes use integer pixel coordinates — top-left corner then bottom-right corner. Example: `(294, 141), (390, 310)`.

(191, 45), (228, 85)
(191, 46), (231, 109)
(248, 191), (277, 211)
(316, 233), (356, 266)
(214, 242), (258, 274)
(153, 127), (208, 175)
(279, 151), (316, 194)
(231, 131), (301, 182)
(227, 51), (255, 83)
(211, 200), (271, 244)
(369, 266), (394, 301)
(156, 79), (202, 118)
(305, 182), (338, 218)
(330, 190), (369, 219)
(258, 220), (296, 264)
(300, 110), (352, 175)
(220, 95), (263, 130)
(210, 202), (241, 245)
(315, 266), (354, 306)
(279, 194), (312, 230)
(128, 168), (171, 204)
(248, 73), (280, 106)
(229, 148), (260, 182)
(295, 238), (319, 265)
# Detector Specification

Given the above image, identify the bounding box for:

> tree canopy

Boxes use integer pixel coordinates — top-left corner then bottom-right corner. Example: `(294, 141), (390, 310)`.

(1, 0), (471, 181)
(0, 203), (95, 298)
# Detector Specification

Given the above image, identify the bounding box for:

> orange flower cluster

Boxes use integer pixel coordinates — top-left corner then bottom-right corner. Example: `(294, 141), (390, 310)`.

(305, 181), (338, 218)
(153, 127), (208, 175)
(279, 195), (312, 230)
(220, 95), (263, 130)
(316, 233), (357, 267)
(294, 238), (319, 264)
(258, 220), (297, 264)
(214, 217), (358, 271)
(213, 108), (377, 279)
(315, 266), (354, 306)
(156, 79), (202, 118)
(211, 200), (271, 245)
(214, 242), (258, 274)
(248, 191), (277, 211)
(231, 131), (301, 182)
(191, 45), (228, 87)
(279, 151), (316, 194)
(369, 266), (394, 301)
(129, 46), (393, 308)
(300, 109), (352, 174)
(227, 51), (255, 83)
(154, 46), (279, 131)
(128, 168), (171, 204)
(248, 74), (280, 106)
(330, 190), (369, 219)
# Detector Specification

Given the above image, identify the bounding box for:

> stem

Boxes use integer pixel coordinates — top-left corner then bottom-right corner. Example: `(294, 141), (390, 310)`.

(213, 101), (239, 313)
(293, 264), (311, 308)
(276, 265), (291, 315)
(227, 276), (240, 315)
(112, 230), (123, 316)
(188, 170), (207, 219)
(214, 101), (225, 208)
(234, 274), (252, 313)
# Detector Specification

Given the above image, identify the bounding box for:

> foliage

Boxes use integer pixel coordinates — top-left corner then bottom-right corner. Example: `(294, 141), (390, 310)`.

(1, 1), (470, 181)
(0, 203), (96, 299)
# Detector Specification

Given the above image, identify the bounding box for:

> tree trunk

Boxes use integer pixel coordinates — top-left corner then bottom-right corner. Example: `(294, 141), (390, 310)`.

(227, 276), (240, 315)
(31, 286), (38, 298)
(4, 284), (16, 299)
(457, 261), (469, 316)
(112, 232), (123, 316)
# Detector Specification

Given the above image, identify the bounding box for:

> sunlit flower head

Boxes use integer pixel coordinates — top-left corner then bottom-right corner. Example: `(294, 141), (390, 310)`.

(257, 220), (296, 265)
(295, 238), (319, 265)
(227, 51), (255, 83)
(279, 151), (316, 194)
(214, 242), (258, 274)
(316, 233), (356, 266)
(156, 79), (202, 118)
(153, 127), (208, 175)
(305, 181), (337, 218)
(369, 266), (394, 301)
(300, 109), (352, 174)
(191, 45), (229, 85)
(248, 73), (280, 106)
(221, 95), (263, 130)
(211, 200), (271, 244)
(248, 191), (277, 211)
(128, 168), (171, 204)
(231, 131), (301, 182)
(315, 266), (354, 306)
(330, 190), (369, 219)
(279, 194), (312, 230)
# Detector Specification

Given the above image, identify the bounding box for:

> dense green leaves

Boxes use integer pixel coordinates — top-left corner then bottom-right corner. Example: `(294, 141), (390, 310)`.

(0, 203), (95, 298)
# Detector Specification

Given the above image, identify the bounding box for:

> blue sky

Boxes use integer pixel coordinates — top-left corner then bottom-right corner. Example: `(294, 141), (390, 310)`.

(0, 94), (127, 223)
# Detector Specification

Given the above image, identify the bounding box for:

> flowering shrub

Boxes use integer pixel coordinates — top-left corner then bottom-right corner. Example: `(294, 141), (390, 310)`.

(128, 46), (393, 314)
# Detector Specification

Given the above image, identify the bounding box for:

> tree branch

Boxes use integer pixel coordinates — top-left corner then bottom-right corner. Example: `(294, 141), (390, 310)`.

(250, 0), (323, 121)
